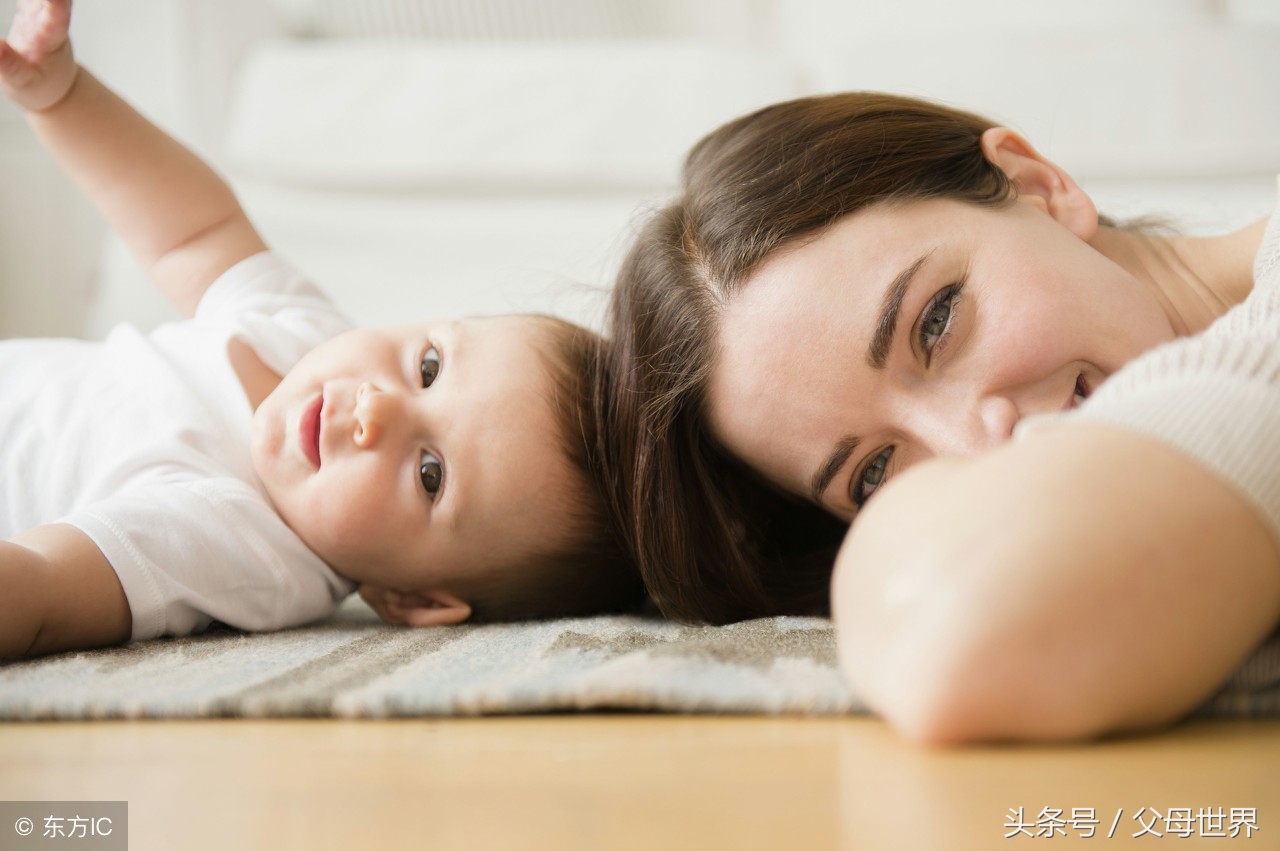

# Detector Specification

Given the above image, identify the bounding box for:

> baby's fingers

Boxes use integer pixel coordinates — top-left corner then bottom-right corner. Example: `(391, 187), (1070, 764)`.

(0, 40), (36, 89)
(7, 0), (71, 57)
(0, 37), (74, 112)
(1, 0), (75, 112)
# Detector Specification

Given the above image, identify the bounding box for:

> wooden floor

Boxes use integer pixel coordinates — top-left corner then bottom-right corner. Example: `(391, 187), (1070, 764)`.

(1, 715), (1276, 850)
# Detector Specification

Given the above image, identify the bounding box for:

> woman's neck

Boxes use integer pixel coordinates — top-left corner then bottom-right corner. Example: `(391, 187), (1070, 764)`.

(1091, 216), (1267, 336)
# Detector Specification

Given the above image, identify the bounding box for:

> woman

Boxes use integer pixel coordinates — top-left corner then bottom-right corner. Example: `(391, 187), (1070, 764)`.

(605, 92), (1280, 742)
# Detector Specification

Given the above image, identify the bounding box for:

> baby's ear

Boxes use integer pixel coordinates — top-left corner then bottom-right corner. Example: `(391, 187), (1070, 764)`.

(396, 589), (472, 628)
(356, 583), (404, 624)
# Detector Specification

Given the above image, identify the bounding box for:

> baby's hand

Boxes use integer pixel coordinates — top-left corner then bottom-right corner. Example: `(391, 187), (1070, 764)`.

(0, 0), (76, 112)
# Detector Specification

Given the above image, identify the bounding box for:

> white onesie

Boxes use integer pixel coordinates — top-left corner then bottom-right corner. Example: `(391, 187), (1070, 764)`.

(0, 252), (357, 641)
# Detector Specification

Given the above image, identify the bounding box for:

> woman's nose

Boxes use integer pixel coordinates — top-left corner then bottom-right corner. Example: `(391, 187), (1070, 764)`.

(923, 393), (1019, 457)
(976, 395), (1020, 446)
(353, 382), (399, 448)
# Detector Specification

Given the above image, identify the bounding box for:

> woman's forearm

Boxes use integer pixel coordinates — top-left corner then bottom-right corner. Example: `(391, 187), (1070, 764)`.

(832, 423), (1280, 745)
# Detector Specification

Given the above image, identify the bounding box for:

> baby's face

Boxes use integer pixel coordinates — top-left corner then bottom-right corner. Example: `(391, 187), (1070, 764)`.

(250, 316), (577, 598)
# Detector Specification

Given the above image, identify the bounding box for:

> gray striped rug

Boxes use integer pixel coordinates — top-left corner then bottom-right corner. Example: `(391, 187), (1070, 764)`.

(0, 598), (857, 720)
(2, 597), (1278, 720)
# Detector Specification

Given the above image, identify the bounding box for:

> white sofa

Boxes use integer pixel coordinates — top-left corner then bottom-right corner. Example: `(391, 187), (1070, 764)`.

(4, 0), (1276, 339)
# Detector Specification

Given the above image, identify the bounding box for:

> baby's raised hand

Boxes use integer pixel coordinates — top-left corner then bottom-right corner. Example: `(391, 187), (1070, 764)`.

(0, 0), (75, 112)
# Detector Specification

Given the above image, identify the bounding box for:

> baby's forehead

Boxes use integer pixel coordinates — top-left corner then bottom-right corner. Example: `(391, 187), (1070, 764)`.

(411, 313), (550, 338)
(385, 314), (553, 350)
(457, 313), (544, 334)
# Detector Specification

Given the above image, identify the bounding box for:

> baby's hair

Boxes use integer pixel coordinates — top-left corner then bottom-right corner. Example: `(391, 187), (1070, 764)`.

(451, 314), (647, 623)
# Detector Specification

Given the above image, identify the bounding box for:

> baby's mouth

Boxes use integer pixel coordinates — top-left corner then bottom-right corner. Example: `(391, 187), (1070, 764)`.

(1072, 373), (1091, 408)
(301, 394), (323, 469)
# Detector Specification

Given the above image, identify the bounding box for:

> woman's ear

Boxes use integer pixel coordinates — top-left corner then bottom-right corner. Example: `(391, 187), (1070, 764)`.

(980, 127), (1098, 241)
(395, 589), (472, 628)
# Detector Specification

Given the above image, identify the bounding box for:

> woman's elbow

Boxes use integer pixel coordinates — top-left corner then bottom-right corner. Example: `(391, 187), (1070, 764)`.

(828, 490), (1000, 745)
(832, 574), (1005, 746)
(830, 488), (1126, 745)
(836, 587), (1123, 746)
(848, 639), (1128, 747)
(829, 431), (1272, 745)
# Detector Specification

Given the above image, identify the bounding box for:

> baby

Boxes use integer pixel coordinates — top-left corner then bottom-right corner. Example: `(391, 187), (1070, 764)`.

(0, 0), (642, 660)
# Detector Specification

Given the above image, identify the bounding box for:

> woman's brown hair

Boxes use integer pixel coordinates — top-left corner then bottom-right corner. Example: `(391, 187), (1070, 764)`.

(605, 92), (1023, 624)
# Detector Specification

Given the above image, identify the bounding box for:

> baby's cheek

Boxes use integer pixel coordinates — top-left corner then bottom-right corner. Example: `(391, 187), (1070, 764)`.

(298, 479), (373, 544)
(330, 485), (385, 536)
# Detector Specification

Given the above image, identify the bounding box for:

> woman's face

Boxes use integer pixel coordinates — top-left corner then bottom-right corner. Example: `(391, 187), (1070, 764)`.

(706, 194), (1176, 522)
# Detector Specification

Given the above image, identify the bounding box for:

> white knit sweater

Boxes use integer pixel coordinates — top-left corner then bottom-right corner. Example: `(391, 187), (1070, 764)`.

(1018, 177), (1280, 548)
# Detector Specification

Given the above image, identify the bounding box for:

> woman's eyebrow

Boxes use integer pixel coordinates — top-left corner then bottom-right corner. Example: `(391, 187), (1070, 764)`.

(867, 249), (935, 369)
(810, 248), (936, 503)
(810, 434), (861, 504)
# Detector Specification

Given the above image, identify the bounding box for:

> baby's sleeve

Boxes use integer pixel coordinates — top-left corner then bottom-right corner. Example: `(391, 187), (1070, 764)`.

(193, 251), (356, 377)
(65, 478), (355, 642)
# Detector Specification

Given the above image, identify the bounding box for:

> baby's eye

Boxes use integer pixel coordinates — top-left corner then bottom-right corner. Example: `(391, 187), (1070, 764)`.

(419, 451), (444, 499)
(852, 447), (892, 508)
(420, 346), (441, 388)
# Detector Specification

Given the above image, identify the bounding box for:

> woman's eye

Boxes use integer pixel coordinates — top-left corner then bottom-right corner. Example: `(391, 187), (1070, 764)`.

(918, 283), (963, 362)
(419, 451), (444, 499)
(420, 346), (441, 388)
(852, 447), (892, 508)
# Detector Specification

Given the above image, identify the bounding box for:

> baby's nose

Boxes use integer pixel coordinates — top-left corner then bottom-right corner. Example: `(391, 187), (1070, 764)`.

(353, 382), (399, 448)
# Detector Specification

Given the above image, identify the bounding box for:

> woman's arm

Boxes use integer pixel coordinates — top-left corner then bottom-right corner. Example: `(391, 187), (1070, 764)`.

(832, 423), (1280, 745)
(0, 0), (266, 317)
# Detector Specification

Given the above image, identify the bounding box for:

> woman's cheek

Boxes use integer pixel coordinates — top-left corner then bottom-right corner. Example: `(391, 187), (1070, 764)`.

(976, 300), (1043, 363)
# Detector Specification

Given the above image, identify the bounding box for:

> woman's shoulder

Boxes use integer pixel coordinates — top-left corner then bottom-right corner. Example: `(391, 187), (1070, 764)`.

(1252, 175), (1280, 291)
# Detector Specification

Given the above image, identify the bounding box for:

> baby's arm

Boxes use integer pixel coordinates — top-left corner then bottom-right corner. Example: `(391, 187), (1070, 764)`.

(832, 423), (1280, 745)
(1, 525), (130, 660)
(0, 0), (266, 317)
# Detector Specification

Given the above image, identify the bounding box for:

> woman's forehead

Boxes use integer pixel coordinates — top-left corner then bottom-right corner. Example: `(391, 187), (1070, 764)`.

(708, 274), (880, 495)
(706, 200), (975, 492)
(752, 202), (944, 283)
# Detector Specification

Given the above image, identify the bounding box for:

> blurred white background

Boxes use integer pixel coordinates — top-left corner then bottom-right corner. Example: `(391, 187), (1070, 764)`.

(1, 0), (1278, 339)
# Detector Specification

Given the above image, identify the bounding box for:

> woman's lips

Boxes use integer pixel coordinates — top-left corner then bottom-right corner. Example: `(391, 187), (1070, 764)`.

(301, 393), (323, 469)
